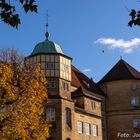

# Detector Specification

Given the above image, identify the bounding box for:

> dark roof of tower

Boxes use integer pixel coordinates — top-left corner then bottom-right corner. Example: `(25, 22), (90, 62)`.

(71, 65), (104, 96)
(98, 59), (140, 84)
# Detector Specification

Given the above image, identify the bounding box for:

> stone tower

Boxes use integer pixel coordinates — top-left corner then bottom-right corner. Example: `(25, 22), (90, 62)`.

(27, 32), (74, 140)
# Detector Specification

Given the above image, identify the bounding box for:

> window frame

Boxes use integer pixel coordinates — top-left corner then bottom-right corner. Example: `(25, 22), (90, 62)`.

(46, 106), (55, 122)
(85, 123), (91, 135)
(93, 124), (98, 137)
(132, 119), (140, 128)
(63, 64), (69, 72)
(91, 101), (96, 110)
(62, 82), (69, 91)
(47, 81), (56, 88)
(46, 62), (55, 70)
(131, 96), (139, 107)
(77, 121), (83, 134)
(65, 108), (72, 128)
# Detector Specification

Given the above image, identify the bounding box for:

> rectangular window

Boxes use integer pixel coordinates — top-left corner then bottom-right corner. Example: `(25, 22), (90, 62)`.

(131, 97), (139, 107)
(63, 64), (69, 72)
(91, 101), (96, 109)
(47, 81), (55, 88)
(132, 119), (140, 128)
(46, 63), (55, 69)
(62, 82), (69, 91)
(77, 121), (83, 134)
(65, 108), (72, 128)
(85, 123), (91, 135)
(46, 107), (55, 121)
(93, 124), (98, 136)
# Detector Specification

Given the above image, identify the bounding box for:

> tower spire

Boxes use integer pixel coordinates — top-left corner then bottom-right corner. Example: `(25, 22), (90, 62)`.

(46, 10), (49, 32)
(45, 10), (49, 40)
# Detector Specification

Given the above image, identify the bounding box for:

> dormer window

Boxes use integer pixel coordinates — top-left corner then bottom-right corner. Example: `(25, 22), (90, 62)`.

(91, 101), (96, 109)
(62, 82), (69, 91)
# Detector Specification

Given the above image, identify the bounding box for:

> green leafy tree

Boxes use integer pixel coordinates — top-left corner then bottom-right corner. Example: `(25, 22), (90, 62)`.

(0, 0), (37, 28)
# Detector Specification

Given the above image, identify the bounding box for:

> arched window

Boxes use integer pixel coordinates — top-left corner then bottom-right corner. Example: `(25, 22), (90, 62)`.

(66, 138), (71, 140)
(65, 108), (72, 128)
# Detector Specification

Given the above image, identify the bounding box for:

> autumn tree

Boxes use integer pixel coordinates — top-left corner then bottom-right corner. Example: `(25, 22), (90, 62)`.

(0, 48), (50, 140)
(0, 0), (37, 28)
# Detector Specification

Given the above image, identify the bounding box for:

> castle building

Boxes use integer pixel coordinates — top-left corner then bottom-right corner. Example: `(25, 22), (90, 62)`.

(98, 59), (140, 140)
(27, 31), (140, 140)
(27, 32), (105, 140)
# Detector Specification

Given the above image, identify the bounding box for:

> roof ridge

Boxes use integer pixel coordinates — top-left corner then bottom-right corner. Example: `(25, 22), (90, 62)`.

(122, 59), (140, 76)
(98, 59), (140, 84)
(72, 65), (95, 83)
(71, 65), (105, 96)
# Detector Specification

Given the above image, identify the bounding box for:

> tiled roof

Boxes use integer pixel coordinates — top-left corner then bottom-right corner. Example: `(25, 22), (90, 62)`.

(31, 39), (64, 56)
(98, 59), (140, 84)
(71, 65), (104, 96)
(71, 86), (102, 100)
(71, 86), (84, 98)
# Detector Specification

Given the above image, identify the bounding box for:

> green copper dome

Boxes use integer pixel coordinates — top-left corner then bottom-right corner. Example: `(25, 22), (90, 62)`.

(31, 32), (64, 56)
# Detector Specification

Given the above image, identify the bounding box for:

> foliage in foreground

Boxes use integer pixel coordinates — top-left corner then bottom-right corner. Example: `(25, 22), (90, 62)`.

(0, 0), (37, 28)
(0, 62), (50, 140)
(128, 9), (140, 27)
(1, 1), (140, 28)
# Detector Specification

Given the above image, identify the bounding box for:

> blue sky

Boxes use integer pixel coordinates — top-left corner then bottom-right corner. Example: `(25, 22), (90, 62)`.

(1, 0), (140, 82)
